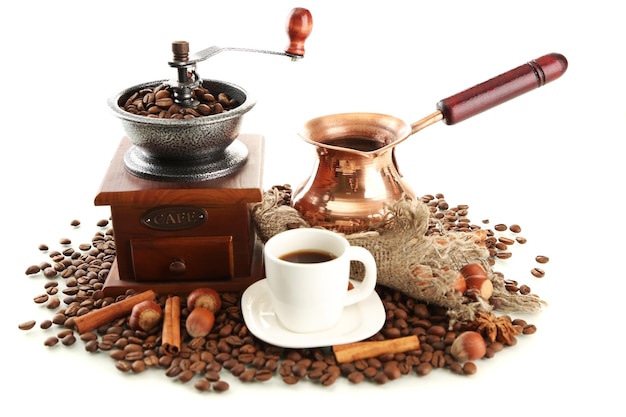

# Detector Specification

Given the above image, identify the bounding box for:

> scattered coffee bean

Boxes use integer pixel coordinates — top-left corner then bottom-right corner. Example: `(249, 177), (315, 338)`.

(46, 297), (61, 309)
(44, 336), (59, 347)
(462, 362), (478, 375)
(212, 380), (230, 392)
(509, 224), (522, 233)
(531, 267), (545, 278)
(25, 265), (41, 275)
(194, 379), (211, 392)
(535, 255), (550, 264)
(33, 294), (49, 304)
(18, 320), (36, 330)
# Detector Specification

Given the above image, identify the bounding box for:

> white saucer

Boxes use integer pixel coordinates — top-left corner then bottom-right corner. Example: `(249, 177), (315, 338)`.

(241, 279), (385, 349)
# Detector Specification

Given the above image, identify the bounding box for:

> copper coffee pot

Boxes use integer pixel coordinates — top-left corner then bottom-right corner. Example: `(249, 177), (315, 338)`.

(292, 53), (568, 234)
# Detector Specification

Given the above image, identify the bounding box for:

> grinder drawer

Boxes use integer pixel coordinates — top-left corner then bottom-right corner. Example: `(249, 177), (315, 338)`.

(130, 236), (234, 281)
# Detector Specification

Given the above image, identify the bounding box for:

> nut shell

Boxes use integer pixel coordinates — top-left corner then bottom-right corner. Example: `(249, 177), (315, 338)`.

(128, 300), (163, 331)
(187, 288), (221, 313)
(185, 308), (215, 338)
(460, 263), (487, 280)
(464, 276), (494, 300)
(451, 331), (487, 362)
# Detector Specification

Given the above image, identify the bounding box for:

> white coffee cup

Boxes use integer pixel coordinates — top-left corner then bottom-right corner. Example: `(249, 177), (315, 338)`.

(263, 227), (377, 333)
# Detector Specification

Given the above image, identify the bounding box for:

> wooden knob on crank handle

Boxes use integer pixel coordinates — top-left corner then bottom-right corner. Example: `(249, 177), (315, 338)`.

(285, 7), (313, 57)
(436, 53), (568, 125)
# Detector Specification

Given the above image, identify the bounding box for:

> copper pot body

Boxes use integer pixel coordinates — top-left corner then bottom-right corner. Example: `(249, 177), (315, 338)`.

(291, 113), (416, 234)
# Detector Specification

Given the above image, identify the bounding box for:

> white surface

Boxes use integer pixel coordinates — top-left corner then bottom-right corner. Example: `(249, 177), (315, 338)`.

(1, 1), (623, 415)
(241, 279), (385, 348)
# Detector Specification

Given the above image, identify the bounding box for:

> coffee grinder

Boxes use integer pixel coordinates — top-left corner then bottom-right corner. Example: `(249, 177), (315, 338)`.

(95, 8), (312, 296)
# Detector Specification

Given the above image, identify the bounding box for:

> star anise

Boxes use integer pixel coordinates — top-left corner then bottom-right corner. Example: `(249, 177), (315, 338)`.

(464, 311), (520, 345)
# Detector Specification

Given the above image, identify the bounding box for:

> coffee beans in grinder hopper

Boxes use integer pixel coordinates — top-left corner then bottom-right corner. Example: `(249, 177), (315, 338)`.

(121, 84), (239, 119)
(17, 194), (544, 391)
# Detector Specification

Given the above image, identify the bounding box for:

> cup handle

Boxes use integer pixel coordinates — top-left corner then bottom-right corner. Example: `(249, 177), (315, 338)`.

(344, 246), (377, 306)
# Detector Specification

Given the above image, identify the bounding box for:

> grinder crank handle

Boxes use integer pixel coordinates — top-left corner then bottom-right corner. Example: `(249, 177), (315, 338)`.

(436, 53), (568, 125)
(170, 8), (313, 67)
(285, 7), (313, 58)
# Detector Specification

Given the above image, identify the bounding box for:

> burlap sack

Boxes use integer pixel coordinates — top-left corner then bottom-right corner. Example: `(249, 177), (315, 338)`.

(251, 186), (546, 324)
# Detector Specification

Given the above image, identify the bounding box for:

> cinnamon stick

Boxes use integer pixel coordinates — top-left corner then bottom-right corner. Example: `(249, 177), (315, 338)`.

(73, 290), (157, 334)
(162, 296), (181, 355)
(332, 335), (420, 363)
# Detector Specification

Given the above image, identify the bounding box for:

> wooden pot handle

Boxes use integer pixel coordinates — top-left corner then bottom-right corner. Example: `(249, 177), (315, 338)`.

(436, 53), (568, 125)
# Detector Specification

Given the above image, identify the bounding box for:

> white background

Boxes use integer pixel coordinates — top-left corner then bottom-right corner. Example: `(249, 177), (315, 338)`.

(1, 1), (623, 415)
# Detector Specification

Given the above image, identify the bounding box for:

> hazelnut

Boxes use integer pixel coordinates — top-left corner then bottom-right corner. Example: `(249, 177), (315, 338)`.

(464, 276), (494, 300)
(128, 300), (162, 331)
(187, 288), (221, 313)
(460, 263), (487, 280)
(460, 263), (493, 300)
(185, 308), (215, 338)
(451, 331), (487, 362)
(450, 271), (467, 293)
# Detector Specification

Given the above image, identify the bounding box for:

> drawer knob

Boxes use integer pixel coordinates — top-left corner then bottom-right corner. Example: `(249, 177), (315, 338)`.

(169, 259), (187, 275)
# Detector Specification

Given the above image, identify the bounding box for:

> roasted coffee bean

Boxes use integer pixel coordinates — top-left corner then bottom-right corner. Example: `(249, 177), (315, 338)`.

(194, 379), (211, 392)
(61, 334), (76, 346)
(165, 365), (183, 378)
(213, 380), (230, 392)
(18, 320), (36, 330)
(25, 265), (41, 275)
(462, 362), (478, 375)
(531, 267), (545, 278)
(449, 361), (464, 374)
(509, 224), (522, 233)
(416, 362), (433, 376)
(523, 324), (537, 335)
(238, 369), (256, 382)
(44, 336), (59, 347)
(178, 370), (195, 383)
(46, 297), (61, 309)
(230, 363), (246, 377)
(347, 371), (365, 384)
(535, 255), (550, 264)
(144, 354), (159, 367)
(33, 294), (49, 304)
(255, 369), (273, 382)
(116, 360), (131, 373)
(498, 237), (515, 245)
(43, 267), (57, 278)
(204, 370), (221, 381)
(131, 360), (147, 374)
(282, 375), (299, 385)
